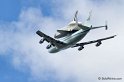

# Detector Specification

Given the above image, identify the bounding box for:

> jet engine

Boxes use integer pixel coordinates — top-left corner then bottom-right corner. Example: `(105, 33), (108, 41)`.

(78, 46), (84, 51)
(39, 38), (45, 44)
(46, 44), (52, 49)
(96, 41), (102, 47)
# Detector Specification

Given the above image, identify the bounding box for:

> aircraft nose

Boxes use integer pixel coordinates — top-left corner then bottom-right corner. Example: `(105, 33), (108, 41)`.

(48, 48), (59, 53)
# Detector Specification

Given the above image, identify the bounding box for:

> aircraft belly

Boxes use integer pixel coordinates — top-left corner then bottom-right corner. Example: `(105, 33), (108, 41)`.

(48, 45), (68, 53)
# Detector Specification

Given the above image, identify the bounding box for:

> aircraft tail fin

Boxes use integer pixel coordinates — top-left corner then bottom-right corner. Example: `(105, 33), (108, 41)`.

(73, 10), (78, 26)
(83, 10), (92, 27)
(86, 10), (92, 21)
(73, 10), (78, 21)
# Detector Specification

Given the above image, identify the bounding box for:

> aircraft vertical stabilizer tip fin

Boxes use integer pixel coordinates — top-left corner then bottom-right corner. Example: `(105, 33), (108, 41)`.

(105, 25), (108, 30)
(105, 21), (108, 30)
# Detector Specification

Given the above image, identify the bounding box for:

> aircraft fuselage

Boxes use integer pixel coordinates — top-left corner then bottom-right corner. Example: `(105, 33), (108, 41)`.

(48, 28), (90, 53)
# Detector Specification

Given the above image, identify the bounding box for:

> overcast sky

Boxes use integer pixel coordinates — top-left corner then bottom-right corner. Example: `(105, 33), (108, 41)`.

(0, 0), (124, 82)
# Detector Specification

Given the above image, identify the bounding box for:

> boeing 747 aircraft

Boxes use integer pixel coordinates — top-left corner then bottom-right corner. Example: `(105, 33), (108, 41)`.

(36, 11), (116, 53)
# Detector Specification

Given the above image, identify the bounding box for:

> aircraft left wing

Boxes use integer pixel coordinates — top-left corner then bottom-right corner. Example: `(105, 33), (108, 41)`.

(72, 35), (116, 50)
(36, 30), (67, 48)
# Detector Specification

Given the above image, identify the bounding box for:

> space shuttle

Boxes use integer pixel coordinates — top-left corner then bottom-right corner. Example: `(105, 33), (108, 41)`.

(54, 11), (92, 39)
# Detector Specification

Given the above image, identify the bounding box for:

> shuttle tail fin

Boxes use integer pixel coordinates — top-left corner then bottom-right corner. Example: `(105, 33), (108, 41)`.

(73, 10), (78, 26)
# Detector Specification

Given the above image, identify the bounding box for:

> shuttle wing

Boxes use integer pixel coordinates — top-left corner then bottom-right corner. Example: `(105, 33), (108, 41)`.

(57, 30), (70, 33)
(73, 35), (116, 47)
(57, 30), (78, 33)
(36, 30), (66, 48)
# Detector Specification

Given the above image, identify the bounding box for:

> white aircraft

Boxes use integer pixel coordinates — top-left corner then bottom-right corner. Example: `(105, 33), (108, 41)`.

(36, 11), (116, 53)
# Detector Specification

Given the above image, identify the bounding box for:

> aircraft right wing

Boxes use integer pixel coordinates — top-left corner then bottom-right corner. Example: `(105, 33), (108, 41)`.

(36, 30), (67, 48)
(72, 35), (116, 50)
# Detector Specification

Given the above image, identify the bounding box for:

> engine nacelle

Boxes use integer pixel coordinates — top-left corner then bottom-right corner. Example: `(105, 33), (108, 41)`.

(78, 46), (84, 51)
(96, 41), (102, 47)
(46, 44), (52, 49)
(39, 38), (45, 44)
